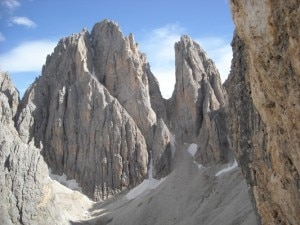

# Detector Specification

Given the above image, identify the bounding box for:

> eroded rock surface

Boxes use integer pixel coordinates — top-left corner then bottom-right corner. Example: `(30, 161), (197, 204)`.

(0, 16), (263, 224)
(0, 72), (19, 124)
(0, 72), (63, 225)
(16, 27), (150, 200)
(91, 21), (157, 146)
(15, 21), (175, 200)
(168, 36), (230, 166)
(229, 1), (300, 224)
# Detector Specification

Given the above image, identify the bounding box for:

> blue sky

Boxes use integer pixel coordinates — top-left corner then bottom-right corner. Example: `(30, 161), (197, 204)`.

(0, 0), (234, 98)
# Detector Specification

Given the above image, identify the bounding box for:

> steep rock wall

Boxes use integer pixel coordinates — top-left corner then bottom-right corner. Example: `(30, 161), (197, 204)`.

(229, 1), (300, 224)
(168, 36), (230, 166)
(225, 34), (266, 225)
(0, 72), (64, 225)
(91, 21), (158, 145)
(16, 29), (148, 200)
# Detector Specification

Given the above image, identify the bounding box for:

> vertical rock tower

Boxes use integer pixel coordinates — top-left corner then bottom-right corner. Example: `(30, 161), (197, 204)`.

(168, 36), (230, 166)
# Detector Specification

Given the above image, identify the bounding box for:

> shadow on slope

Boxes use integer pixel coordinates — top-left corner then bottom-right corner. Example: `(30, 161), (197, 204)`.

(70, 144), (257, 225)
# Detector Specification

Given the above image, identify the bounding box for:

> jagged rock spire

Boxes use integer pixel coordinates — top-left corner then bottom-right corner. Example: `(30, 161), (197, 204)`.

(16, 22), (150, 200)
(168, 35), (230, 166)
(16, 20), (173, 200)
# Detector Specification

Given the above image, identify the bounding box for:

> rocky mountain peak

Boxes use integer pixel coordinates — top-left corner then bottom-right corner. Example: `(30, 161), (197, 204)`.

(15, 19), (174, 200)
(0, 17), (265, 224)
(167, 35), (229, 166)
(0, 72), (19, 125)
(1, 1), (298, 223)
(91, 20), (157, 146)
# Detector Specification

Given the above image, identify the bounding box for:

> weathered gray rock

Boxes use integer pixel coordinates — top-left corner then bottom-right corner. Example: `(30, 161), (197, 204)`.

(1, 17), (261, 225)
(17, 28), (149, 200)
(0, 72), (19, 124)
(91, 20), (172, 178)
(0, 127), (64, 225)
(91, 20), (157, 146)
(225, 33), (265, 225)
(0, 71), (64, 225)
(228, 1), (300, 224)
(151, 118), (172, 178)
(168, 36), (230, 166)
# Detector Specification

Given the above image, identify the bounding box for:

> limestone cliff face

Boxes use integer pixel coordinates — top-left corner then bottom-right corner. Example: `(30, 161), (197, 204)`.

(0, 72), (63, 225)
(91, 20), (171, 177)
(91, 21), (157, 146)
(225, 34), (266, 225)
(229, 1), (300, 224)
(15, 20), (173, 200)
(0, 72), (19, 124)
(15, 21), (231, 201)
(168, 36), (230, 166)
(16, 27), (149, 200)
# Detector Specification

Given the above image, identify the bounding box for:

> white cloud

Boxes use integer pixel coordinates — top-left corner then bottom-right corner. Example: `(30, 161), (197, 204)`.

(196, 37), (232, 83)
(0, 40), (57, 73)
(11, 16), (37, 28)
(139, 23), (185, 99)
(1, 0), (20, 10)
(0, 32), (5, 42)
(139, 24), (232, 99)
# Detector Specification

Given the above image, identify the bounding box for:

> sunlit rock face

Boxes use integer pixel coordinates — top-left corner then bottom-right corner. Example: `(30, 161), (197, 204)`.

(16, 20), (173, 200)
(168, 35), (231, 166)
(15, 20), (231, 202)
(16, 23), (149, 200)
(229, 1), (300, 224)
(1, 15), (266, 224)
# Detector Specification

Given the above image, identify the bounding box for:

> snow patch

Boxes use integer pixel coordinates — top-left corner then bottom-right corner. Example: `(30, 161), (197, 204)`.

(125, 178), (165, 200)
(125, 153), (165, 200)
(193, 161), (205, 169)
(187, 143), (198, 157)
(83, 59), (89, 73)
(215, 160), (238, 177)
(49, 171), (82, 192)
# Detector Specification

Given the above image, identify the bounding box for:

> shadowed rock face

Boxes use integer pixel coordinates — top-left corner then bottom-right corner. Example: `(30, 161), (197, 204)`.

(0, 72), (64, 225)
(168, 36), (230, 166)
(225, 34), (266, 225)
(229, 1), (300, 224)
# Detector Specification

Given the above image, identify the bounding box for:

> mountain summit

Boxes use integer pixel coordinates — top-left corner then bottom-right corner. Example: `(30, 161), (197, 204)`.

(15, 20), (231, 202)
(4, 6), (299, 223)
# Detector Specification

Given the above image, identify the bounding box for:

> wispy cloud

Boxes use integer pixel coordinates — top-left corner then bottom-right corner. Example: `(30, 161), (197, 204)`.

(196, 37), (232, 83)
(0, 40), (57, 73)
(10, 16), (37, 28)
(0, 32), (5, 42)
(139, 23), (185, 98)
(1, 0), (20, 10)
(139, 23), (232, 98)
